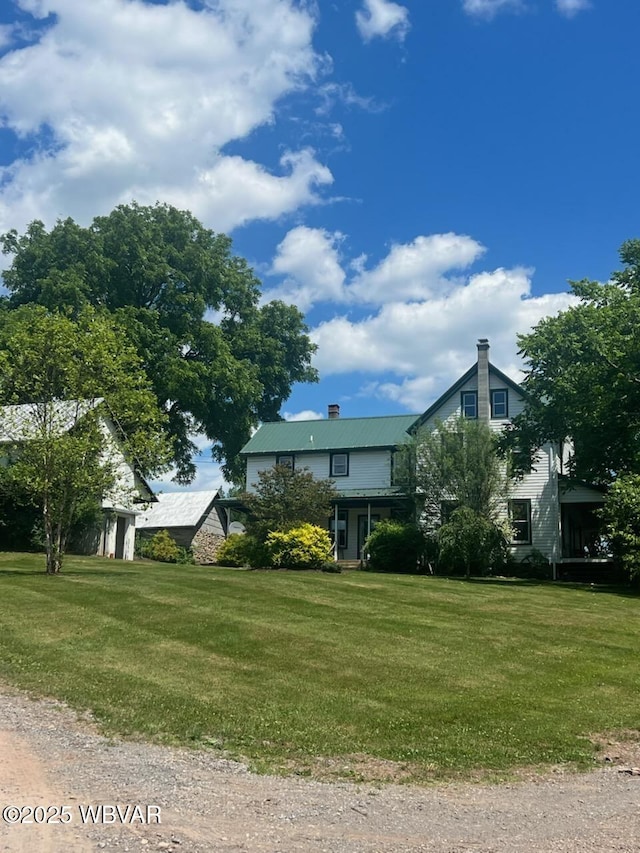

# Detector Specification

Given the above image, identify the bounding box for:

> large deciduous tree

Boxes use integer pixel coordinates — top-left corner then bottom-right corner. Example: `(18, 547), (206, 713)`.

(1, 203), (318, 481)
(0, 306), (171, 574)
(503, 239), (640, 485)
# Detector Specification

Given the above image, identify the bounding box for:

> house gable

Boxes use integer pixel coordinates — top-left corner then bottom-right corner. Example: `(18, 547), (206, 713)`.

(413, 362), (525, 430)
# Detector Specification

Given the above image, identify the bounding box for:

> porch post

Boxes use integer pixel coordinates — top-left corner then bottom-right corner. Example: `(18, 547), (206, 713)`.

(334, 503), (339, 562)
(552, 444), (560, 581)
(363, 502), (371, 563)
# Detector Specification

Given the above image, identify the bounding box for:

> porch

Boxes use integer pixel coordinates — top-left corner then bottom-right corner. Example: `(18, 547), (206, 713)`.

(329, 491), (411, 562)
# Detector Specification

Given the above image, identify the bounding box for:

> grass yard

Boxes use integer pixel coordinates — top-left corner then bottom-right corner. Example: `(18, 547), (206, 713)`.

(0, 552), (639, 783)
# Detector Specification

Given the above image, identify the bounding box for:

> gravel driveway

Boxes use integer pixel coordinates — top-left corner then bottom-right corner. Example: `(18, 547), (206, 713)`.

(1, 685), (639, 852)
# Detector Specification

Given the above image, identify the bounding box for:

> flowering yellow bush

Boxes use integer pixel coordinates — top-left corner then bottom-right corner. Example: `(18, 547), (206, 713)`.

(266, 523), (333, 570)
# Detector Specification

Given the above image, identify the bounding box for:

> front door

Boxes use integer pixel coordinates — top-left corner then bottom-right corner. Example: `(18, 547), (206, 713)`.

(115, 516), (127, 560)
(357, 514), (380, 560)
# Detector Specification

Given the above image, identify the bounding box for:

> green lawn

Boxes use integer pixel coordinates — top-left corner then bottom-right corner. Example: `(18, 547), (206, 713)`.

(0, 552), (639, 783)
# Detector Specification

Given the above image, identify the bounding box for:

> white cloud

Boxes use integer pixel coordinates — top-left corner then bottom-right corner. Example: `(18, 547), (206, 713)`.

(0, 25), (15, 49)
(349, 233), (485, 304)
(311, 265), (578, 409)
(463, 0), (592, 18)
(265, 229), (485, 309)
(283, 409), (324, 422)
(462, 0), (524, 19)
(315, 82), (385, 116)
(355, 0), (410, 42)
(0, 0), (329, 234)
(131, 149), (333, 234)
(555, 0), (591, 17)
(266, 226), (346, 310)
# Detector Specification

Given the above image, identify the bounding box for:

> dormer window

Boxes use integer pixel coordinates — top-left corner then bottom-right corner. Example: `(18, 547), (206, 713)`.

(276, 454), (294, 470)
(491, 389), (508, 419)
(461, 391), (477, 419)
(330, 452), (349, 477)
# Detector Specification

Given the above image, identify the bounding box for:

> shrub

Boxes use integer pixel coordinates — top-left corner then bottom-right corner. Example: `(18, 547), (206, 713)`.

(509, 548), (552, 580)
(216, 533), (271, 568)
(138, 529), (193, 564)
(437, 507), (508, 577)
(241, 466), (338, 544)
(215, 533), (247, 567)
(266, 523), (333, 570)
(364, 520), (426, 574)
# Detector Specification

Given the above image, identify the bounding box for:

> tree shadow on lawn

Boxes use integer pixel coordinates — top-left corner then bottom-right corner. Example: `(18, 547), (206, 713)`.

(0, 568), (140, 577)
(458, 575), (640, 599)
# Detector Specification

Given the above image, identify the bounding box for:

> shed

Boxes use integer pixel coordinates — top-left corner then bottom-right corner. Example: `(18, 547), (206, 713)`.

(137, 490), (226, 563)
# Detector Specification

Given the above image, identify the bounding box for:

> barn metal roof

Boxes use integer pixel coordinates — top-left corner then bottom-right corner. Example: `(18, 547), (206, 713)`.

(0, 399), (103, 443)
(241, 414), (420, 455)
(138, 490), (220, 529)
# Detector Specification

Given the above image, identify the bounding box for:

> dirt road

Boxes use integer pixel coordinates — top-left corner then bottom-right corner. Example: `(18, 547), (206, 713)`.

(1, 685), (639, 852)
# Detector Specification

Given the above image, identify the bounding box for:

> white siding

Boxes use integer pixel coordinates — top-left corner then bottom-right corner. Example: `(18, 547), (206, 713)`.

(99, 417), (138, 510)
(509, 443), (560, 561)
(506, 390), (526, 420)
(199, 507), (226, 535)
(339, 450), (392, 490)
(424, 370), (526, 434)
(559, 483), (605, 504)
(246, 449), (393, 492)
(99, 511), (136, 561)
(246, 455), (276, 490)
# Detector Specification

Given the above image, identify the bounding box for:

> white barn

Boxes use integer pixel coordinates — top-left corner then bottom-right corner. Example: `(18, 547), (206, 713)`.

(0, 399), (154, 561)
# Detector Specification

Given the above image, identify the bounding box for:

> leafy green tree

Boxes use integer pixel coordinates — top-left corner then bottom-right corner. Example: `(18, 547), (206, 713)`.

(0, 305), (171, 574)
(1, 202), (318, 481)
(600, 475), (640, 578)
(241, 464), (338, 544)
(438, 507), (509, 578)
(398, 416), (510, 524)
(503, 239), (640, 484)
(363, 520), (426, 574)
(395, 417), (510, 577)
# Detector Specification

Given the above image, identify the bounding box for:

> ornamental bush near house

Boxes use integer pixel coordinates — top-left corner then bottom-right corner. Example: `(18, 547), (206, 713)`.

(215, 533), (270, 568)
(215, 533), (248, 567)
(266, 523), (333, 570)
(364, 520), (426, 574)
(437, 507), (509, 578)
(138, 529), (193, 564)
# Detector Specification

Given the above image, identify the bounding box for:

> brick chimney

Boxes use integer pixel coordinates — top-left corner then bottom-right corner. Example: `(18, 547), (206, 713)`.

(328, 403), (340, 420)
(476, 339), (490, 423)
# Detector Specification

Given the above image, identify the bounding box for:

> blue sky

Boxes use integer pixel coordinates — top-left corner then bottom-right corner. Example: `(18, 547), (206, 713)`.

(0, 0), (638, 491)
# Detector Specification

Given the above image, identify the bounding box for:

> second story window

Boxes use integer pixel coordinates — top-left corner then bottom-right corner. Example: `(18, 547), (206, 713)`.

(491, 389), (508, 419)
(330, 452), (349, 477)
(276, 454), (294, 470)
(461, 391), (477, 419)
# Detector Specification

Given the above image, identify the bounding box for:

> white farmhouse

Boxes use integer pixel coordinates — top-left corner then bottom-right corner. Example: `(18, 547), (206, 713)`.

(234, 341), (609, 578)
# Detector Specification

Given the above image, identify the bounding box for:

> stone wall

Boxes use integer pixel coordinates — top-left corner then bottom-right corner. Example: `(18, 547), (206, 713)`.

(191, 528), (226, 564)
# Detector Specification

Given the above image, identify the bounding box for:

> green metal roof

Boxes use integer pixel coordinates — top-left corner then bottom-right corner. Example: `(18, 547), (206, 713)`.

(241, 414), (420, 455)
